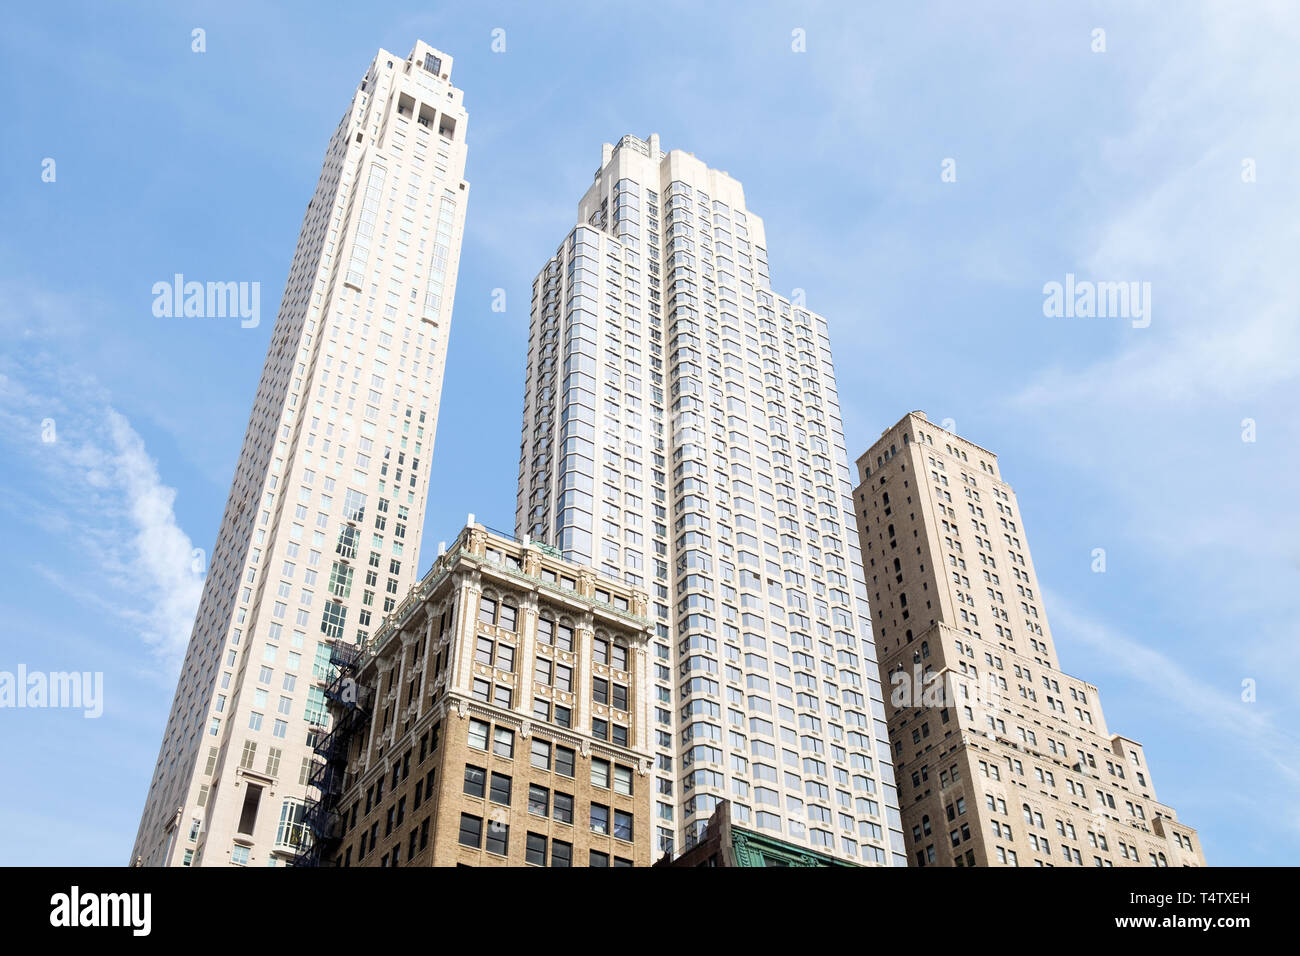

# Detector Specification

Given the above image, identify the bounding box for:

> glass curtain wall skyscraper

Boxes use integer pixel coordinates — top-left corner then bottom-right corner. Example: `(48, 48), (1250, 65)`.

(131, 41), (469, 867)
(516, 134), (904, 865)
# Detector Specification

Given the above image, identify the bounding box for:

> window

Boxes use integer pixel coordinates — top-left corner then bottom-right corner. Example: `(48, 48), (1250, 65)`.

(554, 792), (574, 825)
(613, 810), (634, 841)
(529, 784), (549, 817)
(468, 719), (489, 751)
(556, 623), (575, 652)
(591, 803), (610, 835)
(493, 727), (514, 758)
(526, 832), (547, 865)
(531, 739), (551, 770)
(485, 822), (509, 856)
(230, 844), (250, 866)
(551, 839), (572, 867)
(275, 799), (306, 848)
(590, 850), (610, 867)
(237, 784), (263, 835)
(463, 765), (486, 798)
(555, 746), (576, 778)
(489, 772), (512, 806)
(591, 758), (611, 789)
(614, 765), (633, 796)
(458, 813), (482, 848)
(498, 601), (518, 632)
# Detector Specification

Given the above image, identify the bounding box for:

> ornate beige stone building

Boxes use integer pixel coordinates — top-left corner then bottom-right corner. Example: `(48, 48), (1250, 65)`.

(303, 520), (654, 866)
(853, 412), (1204, 867)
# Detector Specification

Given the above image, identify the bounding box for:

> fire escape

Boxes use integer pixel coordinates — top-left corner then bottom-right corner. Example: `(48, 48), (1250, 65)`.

(293, 640), (370, 866)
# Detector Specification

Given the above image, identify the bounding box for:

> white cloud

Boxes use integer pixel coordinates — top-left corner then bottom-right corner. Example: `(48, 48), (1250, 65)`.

(1048, 593), (1300, 840)
(0, 362), (203, 672)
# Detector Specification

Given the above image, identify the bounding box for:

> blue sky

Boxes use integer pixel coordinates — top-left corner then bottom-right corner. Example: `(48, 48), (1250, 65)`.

(1, 1), (1296, 866)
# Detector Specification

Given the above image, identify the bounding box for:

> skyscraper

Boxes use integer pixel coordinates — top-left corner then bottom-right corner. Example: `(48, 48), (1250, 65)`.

(853, 412), (1204, 867)
(131, 41), (470, 867)
(516, 134), (904, 865)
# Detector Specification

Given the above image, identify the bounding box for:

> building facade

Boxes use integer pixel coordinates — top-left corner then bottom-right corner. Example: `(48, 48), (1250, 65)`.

(515, 134), (904, 865)
(853, 411), (1204, 867)
(131, 41), (470, 866)
(309, 521), (654, 867)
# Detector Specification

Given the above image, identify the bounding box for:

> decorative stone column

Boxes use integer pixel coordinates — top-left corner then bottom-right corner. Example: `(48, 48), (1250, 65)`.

(575, 612), (594, 734)
(517, 593), (539, 719)
(416, 613), (434, 721)
(368, 657), (395, 759)
(450, 570), (482, 697)
(398, 630), (418, 729)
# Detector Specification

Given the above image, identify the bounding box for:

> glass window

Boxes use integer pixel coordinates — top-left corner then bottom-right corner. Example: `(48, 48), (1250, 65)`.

(555, 746), (575, 778)
(554, 792), (574, 825)
(499, 602), (518, 632)
(614, 810), (634, 841)
(463, 765), (486, 798)
(526, 832), (547, 865)
(493, 727), (514, 758)
(458, 813), (482, 848)
(489, 772), (512, 806)
(531, 740), (551, 770)
(551, 839), (572, 867)
(528, 784), (549, 817)
(614, 765), (633, 796)
(485, 822), (509, 856)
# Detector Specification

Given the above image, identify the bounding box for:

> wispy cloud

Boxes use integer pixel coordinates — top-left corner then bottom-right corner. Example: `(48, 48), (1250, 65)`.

(0, 341), (203, 672)
(1048, 593), (1300, 838)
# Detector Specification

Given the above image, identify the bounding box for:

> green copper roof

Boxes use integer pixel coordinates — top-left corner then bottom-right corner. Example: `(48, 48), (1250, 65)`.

(730, 826), (860, 867)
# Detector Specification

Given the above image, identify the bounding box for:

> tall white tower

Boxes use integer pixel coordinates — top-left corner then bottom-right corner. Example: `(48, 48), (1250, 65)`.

(516, 135), (905, 865)
(131, 41), (470, 866)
